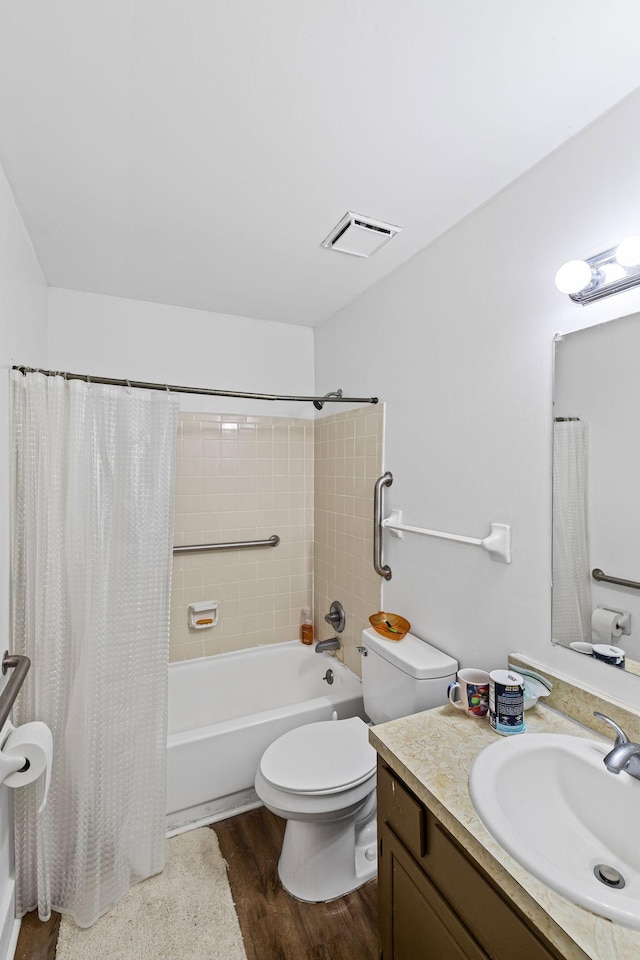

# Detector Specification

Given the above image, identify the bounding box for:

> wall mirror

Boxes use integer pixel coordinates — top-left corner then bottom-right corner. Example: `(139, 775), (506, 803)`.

(552, 310), (640, 674)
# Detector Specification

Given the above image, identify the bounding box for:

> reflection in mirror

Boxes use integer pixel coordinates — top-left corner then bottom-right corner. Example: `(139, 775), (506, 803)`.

(552, 312), (640, 674)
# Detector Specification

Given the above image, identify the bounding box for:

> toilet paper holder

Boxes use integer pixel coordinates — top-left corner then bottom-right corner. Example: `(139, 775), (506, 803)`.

(0, 651), (31, 732)
(0, 655), (52, 811)
(594, 605), (631, 636)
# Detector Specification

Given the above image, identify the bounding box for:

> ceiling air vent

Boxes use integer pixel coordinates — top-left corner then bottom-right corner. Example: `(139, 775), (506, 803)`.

(321, 211), (401, 258)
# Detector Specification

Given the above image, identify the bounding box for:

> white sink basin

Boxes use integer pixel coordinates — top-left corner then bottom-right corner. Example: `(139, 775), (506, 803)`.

(469, 733), (640, 929)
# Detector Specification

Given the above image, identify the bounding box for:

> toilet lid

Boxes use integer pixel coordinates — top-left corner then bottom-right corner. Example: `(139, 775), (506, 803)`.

(260, 717), (376, 795)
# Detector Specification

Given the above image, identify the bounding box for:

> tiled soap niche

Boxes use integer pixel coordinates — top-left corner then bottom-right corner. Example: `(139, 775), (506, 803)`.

(170, 413), (314, 662)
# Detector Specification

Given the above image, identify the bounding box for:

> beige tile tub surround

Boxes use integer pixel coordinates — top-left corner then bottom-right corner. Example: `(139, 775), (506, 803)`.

(171, 413), (313, 662)
(371, 705), (640, 960)
(313, 405), (384, 677)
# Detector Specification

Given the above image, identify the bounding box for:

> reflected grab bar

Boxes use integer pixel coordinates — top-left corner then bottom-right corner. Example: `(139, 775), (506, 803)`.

(0, 652), (31, 731)
(373, 472), (393, 580)
(592, 568), (640, 591)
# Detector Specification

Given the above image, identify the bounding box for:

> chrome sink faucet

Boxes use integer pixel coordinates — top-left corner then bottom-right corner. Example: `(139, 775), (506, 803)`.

(594, 712), (640, 781)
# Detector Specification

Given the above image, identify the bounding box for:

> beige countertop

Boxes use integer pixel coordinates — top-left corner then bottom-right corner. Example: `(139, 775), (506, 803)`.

(370, 703), (640, 960)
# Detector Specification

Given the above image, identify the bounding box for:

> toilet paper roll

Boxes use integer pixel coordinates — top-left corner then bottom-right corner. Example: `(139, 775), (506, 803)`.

(591, 608), (623, 643)
(2, 722), (53, 812)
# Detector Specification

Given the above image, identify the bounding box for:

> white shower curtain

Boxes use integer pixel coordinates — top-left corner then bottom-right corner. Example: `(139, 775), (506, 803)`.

(10, 370), (178, 927)
(552, 419), (592, 646)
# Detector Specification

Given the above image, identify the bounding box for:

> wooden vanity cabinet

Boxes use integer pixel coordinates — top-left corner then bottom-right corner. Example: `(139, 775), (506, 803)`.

(377, 760), (565, 960)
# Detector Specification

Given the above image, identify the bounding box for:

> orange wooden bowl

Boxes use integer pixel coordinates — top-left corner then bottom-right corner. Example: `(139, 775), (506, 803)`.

(368, 611), (410, 641)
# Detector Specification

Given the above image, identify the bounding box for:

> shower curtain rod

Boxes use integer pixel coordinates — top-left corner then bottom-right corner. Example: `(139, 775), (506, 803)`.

(12, 367), (378, 406)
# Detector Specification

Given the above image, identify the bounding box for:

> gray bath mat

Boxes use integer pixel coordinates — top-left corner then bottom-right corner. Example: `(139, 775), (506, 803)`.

(55, 828), (248, 960)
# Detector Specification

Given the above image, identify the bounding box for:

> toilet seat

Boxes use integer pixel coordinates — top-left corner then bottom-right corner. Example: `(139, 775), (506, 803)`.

(259, 717), (376, 796)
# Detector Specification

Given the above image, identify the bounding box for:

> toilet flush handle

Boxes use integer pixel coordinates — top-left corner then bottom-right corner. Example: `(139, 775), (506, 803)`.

(357, 646), (368, 656)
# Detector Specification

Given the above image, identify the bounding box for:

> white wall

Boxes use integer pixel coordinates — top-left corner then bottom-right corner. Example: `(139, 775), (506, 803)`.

(0, 161), (48, 956)
(47, 288), (315, 418)
(315, 88), (640, 705)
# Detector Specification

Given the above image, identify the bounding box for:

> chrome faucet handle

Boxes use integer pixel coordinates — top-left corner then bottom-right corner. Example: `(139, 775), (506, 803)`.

(594, 712), (629, 747)
(324, 600), (345, 633)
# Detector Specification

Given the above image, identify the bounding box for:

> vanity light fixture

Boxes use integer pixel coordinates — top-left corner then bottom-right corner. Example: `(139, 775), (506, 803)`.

(555, 235), (640, 304)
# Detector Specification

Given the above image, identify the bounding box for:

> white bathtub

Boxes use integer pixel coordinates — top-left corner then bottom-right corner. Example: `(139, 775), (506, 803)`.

(166, 640), (366, 833)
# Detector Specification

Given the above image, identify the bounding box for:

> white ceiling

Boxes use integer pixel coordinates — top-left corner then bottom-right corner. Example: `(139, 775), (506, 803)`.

(1, 2), (640, 328)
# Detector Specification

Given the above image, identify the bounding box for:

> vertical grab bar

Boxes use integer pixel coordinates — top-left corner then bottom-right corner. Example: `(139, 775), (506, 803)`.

(374, 472), (393, 580)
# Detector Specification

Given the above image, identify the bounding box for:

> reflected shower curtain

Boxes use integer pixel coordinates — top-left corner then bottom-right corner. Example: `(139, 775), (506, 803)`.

(552, 419), (591, 646)
(10, 370), (178, 927)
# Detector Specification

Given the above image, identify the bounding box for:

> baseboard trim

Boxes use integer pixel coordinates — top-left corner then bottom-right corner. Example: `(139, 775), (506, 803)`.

(4, 918), (20, 960)
(0, 878), (17, 960)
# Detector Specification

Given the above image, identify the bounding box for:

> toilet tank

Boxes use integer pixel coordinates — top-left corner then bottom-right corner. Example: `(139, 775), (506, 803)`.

(361, 628), (457, 724)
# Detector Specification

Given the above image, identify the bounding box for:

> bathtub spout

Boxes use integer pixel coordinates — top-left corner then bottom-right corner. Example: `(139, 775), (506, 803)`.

(315, 637), (341, 653)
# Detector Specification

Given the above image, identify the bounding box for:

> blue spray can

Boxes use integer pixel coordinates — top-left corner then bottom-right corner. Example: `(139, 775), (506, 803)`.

(489, 669), (525, 735)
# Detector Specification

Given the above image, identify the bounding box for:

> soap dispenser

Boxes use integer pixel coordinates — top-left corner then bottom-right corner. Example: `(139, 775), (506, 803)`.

(300, 608), (313, 645)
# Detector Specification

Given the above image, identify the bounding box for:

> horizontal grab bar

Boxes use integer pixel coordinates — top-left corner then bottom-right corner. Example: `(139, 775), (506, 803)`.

(592, 568), (640, 591)
(173, 534), (280, 554)
(382, 510), (511, 564)
(0, 652), (31, 731)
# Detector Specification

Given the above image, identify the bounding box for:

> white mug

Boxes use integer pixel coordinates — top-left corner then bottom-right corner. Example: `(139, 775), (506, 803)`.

(447, 668), (490, 718)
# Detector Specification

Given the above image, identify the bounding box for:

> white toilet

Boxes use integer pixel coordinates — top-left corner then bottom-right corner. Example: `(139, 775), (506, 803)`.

(254, 627), (458, 902)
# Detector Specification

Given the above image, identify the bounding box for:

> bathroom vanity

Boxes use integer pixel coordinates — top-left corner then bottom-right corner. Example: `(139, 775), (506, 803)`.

(370, 671), (640, 960)
(377, 760), (563, 959)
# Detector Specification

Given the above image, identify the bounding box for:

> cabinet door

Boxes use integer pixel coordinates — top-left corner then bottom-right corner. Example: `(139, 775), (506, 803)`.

(377, 762), (567, 960)
(379, 824), (488, 960)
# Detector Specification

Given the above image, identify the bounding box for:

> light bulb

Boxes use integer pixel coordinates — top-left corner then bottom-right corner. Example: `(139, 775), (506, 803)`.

(555, 260), (593, 295)
(602, 262), (626, 284)
(615, 235), (640, 267)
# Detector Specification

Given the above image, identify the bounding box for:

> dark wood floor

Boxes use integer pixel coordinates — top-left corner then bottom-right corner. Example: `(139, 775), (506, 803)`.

(14, 910), (59, 960)
(14, 807), (378, 960)
(214, 807), (378, 960)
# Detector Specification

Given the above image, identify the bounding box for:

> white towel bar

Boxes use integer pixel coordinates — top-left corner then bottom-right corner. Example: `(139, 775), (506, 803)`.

(382, 509), (511, 564)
